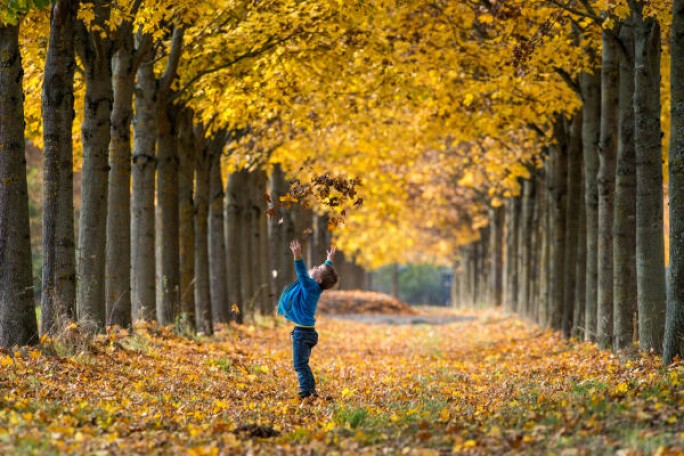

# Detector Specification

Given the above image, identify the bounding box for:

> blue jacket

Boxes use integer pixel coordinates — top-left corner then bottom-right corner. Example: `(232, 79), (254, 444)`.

(277, 258), (333, 327)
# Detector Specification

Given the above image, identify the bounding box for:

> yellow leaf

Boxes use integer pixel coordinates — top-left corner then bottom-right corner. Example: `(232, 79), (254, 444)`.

(438, 407), (450, 422)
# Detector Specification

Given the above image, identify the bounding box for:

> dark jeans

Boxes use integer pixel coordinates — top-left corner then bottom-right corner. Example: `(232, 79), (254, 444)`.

(291, 327), (318, 397)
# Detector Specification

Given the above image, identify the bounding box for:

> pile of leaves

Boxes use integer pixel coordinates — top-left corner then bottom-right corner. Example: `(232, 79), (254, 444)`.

(0, 311), (682, 455)
(318, 290), (418, 315)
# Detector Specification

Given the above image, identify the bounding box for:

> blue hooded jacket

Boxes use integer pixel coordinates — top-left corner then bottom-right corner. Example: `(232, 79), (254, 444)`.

(277, 258), (333, 327)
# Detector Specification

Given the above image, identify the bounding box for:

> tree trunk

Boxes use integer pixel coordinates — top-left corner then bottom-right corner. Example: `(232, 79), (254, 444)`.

(0, 22), (39, 347)
(479, 226), (490, 307)
(471, 239), (480, 307)
(226, 170), (247, 322)
(209, 139), (229, 323)
(613, 20), (637, 350)
(664, 0), (684, 364)
(538, 166), (550, 326)
(178, 110), (196, 334)
(632, 4), (666, 353)
(548, 122), (568, 330)
(391, 264), (400, 298)
(597, 29), (619, 348)
(269, 165), (295, 302)
(76, 3), (113, 332)
(580, 71), (602, 342)
(563, 114), (583, 337)
(574, 166), (587, 339)
(255, 170), (272, 314)
(41, 0), (77, 334)
(239, 171), (256, 317)
(155, 94), (180, 325)
(314, 214), (330, 264)
(193, 125), (212, 335)
(530, 169), (545, 320)
(489, 206), (504, 308)
(131, 54), (156, 322)
(504, 197), (520, 313)
(105, 29), (135, 329)
(519, 178), (535, 317)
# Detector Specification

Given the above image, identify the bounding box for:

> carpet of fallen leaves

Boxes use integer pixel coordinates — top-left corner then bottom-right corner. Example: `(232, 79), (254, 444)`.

(1, 309), (683, 455)
(318, 290), (417, 315)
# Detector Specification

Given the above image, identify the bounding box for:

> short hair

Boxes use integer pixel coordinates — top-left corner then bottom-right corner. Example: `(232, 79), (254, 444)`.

(319, 264), (339, 290)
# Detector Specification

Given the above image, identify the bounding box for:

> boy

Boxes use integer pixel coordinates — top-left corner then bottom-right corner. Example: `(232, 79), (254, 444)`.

(277, 240), (338, 400)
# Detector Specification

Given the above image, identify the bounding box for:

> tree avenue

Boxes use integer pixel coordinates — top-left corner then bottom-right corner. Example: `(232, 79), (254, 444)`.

(0, 0), (682, 366)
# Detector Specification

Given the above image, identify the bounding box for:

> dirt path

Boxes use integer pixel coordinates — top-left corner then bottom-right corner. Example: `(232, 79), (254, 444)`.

(326, 314), (476, 325)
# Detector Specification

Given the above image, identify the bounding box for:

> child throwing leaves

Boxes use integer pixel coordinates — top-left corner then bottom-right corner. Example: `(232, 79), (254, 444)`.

(277, 240), (338, 401)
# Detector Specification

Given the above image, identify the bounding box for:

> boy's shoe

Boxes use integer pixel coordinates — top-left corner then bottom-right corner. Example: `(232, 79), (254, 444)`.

(298, 390), (319, 399)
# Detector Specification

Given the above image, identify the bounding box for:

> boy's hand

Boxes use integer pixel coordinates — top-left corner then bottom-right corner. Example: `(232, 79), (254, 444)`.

(290, 240), (302, 260)
(326, 246), (336, 262)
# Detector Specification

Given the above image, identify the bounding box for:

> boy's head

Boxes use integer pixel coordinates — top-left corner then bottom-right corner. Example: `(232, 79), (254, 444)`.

(309, 263), (339, 290)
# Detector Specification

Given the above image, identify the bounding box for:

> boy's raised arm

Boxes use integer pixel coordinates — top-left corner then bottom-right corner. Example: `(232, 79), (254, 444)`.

(290, 240), (310, 279)
(325, 246), (336, 266)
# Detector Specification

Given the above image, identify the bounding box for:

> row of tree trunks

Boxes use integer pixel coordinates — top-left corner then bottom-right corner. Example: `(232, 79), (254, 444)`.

(452, 6), (683, 360)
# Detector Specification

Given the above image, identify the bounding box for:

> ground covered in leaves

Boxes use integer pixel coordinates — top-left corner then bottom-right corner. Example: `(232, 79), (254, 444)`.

(1, 309), (683, 455)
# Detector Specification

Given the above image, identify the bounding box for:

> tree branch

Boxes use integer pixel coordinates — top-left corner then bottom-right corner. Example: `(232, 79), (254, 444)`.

(554, 67), (582, 96)
(159, 26), (184, 92)
(171, 32), (299, 101)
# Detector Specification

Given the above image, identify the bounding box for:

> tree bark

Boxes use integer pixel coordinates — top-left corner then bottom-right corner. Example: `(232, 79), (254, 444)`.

(269, 165), (295, 303)
(240, 171), (256, 316)
(530, 169), (545, 320)
(519, 178), (535, 317)
(209, 138), (229, 323)
(155, 93), (180, 325)
(665, 0), (684, 364)
(548, 122), (568, 330)
(0, 22), (39, 347)
(538, 166), (550, 326)
(131, 53), (156, 322)
(631, 3), (666, 353)
(489, 206), (504, 308)
(41, 0), (77, 334)
(563, 114), (583, 338)
(574, 165), (587, 339)
(105, 25), (137, 329)
(193, 125), (212, 335)
(75, 1), (113, 332)
(255, 170), (272, 314)
(479, 226), (490, 307)
(580, 71), (602, 341)
(613, 20), (637, 350)
(178, 110), (196, 334)
(226, 170), (246, 323)
(504, 197), (520, 313)
(597, 28), (619, 348)
(314, 214), (330, 265)
(391, 264), (400, 298)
